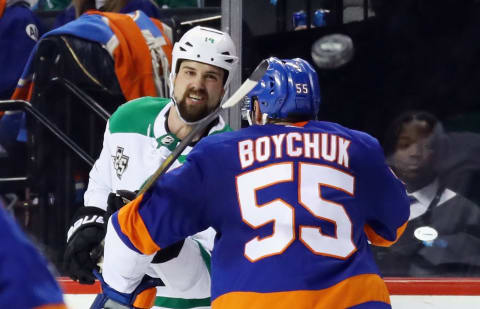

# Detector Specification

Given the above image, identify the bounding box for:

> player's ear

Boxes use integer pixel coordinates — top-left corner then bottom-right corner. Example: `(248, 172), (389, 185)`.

(254, 99), (263, 125)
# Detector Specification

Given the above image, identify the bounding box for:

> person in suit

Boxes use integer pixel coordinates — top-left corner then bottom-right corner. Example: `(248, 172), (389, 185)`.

(373, 110), (480, 276)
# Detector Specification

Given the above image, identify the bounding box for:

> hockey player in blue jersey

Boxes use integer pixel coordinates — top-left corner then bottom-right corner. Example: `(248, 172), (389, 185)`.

(0, 206), (66, 309)
(97, 57), (410, 309)
(0, 0), (42, 99)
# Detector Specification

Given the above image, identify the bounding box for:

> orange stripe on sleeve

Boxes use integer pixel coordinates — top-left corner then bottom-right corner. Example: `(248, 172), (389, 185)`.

(292, 121), (309, 127)
(34, 304), (67, 309)
(364, 221), (408, 247)
(212, 273), (390, 309)
(132, 287), (157, 309)
(117, 194), (161, 255)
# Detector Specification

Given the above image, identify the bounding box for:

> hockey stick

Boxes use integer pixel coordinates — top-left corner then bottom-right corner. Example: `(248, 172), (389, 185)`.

(90, 60), (269, 265)
(137, 59), (269, 195)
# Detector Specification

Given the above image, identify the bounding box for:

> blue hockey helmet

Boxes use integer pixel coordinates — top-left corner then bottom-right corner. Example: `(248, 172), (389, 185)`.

(246, 57), (321, 122)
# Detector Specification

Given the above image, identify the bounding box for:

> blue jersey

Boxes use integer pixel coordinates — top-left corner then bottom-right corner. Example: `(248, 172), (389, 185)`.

(0, 207), (66, 309)
(110, 121), (409, 309)
(0, 2), (42, 99)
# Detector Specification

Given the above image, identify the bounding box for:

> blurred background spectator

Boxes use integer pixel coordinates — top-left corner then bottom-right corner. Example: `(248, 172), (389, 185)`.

(0, 0), (43, 100)
(53, 0), (163, 28)
(0, 0), (43, 199)
(372, 110), (480, 276)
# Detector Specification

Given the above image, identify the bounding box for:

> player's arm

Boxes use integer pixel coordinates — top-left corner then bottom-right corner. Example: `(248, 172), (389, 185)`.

(357, 135), (410, 247)
(64, 120), (115, 284)
(84, 120), (116, 211)
(102, 144), (211, 293)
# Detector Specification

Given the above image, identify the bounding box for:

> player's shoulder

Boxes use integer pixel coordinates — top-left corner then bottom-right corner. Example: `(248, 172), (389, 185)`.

(4, 2), (33, 14)
(309, 121), (385, 169)
(194, 128), (239, 153)
(109, 97), (170, 135)
(207, 116), (232, 136)
(311, 120), (381, 150)
(1, 3), (39, 30)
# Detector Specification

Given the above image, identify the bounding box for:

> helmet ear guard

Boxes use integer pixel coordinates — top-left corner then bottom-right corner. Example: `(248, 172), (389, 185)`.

(246, 57), (321, 122)
(246, 96), (269, 125)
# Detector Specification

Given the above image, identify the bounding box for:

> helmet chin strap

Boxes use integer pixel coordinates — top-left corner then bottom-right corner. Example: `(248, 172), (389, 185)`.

(246, 111), (268, 125)
(246, 111), (253, 126)
(262, 113), (268, 125)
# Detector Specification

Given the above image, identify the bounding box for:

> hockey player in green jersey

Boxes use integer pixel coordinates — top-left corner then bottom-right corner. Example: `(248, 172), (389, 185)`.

(64, 26), (238, 309)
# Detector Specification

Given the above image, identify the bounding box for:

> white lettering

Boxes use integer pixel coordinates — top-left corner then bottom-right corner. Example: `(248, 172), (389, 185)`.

(270, 134), (285, 159)
(66, 215), (105, 241)
(338, 137), (351, 168)
(67, 218), (83, 241)
(321, 133), (337, 162)
(83, 215), (99, 224)
(286, 132), (302, 157)
(256, 137), (270, 162)
(237, 133), (350, 170)
(303, 133), (320, 158)
(239, 140), (254, 169)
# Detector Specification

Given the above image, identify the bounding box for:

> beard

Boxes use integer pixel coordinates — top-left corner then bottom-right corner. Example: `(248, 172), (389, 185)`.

(176, 89), (216, 122)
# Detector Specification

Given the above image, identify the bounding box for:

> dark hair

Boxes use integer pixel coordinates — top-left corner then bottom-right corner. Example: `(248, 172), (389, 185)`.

(383, 110), (441, 157)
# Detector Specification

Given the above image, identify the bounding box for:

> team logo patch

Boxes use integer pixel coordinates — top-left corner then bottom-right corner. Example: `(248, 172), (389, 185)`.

(25, 24), (39, 42)
(157, 134), (179, 151)
(112, 147), (129, 179)
(160, 135), (175, 145)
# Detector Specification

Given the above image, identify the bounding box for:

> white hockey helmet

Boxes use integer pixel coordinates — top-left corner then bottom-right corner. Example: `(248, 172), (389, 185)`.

(169, 26), (239, 99)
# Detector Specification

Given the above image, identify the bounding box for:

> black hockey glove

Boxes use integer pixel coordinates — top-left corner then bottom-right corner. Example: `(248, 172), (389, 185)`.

(64, 206), (107, 284)
(106, 190), (138, 218)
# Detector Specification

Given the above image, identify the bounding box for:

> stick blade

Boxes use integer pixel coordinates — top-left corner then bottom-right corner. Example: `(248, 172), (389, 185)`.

(249, 59), (269, 82)
(222, 60), (269, 109)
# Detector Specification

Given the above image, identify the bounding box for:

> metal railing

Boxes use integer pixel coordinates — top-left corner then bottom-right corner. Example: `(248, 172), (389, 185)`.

(0, 100), (95, 167)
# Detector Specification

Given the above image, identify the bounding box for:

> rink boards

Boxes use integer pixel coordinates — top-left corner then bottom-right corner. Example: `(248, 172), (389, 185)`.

(59, 277), (480, 309)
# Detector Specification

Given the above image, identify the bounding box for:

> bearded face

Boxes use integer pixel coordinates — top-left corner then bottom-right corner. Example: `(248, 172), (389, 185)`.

(173, 60), (225, 122)
(176, 87), (211, 122)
